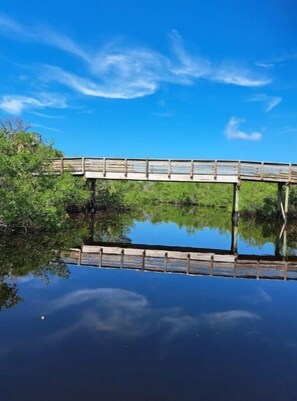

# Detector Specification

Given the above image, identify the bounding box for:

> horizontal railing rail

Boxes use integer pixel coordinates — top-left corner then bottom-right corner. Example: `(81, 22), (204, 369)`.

(51, 158), (297, 184)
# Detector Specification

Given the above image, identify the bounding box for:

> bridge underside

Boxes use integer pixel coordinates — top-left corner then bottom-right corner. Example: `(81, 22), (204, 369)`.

(85, 171), (239, 183)
(53, 157), (296, 225)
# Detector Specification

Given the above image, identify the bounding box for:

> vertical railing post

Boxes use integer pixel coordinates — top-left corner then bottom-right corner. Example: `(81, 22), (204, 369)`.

(164, 252), (168, 272)
(103, 158), (106, 177)
(210, 255), (214, 276)
(61, 157), (64, 173)
(237, 161), (241, 180)
(146, 159), (149, 179)
(288, 163), (292, 183)
(256, 260), (260, 280)
(124, 158), (128, 177)
(82, 157), (85, 176)
(168, 159), (171, 179)
(121, 250), (124, 268)
(190, 160), (194, 179)
(99, 248), (103, 267)
(187, 254), (191, 274)
(214, 160), (217, 180)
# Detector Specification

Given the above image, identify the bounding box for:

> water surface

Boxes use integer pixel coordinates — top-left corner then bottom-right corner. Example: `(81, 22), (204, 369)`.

(1, 206), (297, 401)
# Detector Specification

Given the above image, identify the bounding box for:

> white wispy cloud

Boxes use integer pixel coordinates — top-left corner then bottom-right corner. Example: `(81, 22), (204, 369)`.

(211, 66), (270, 87)
(31, 123), (62, 133)
(41, 35), (270, 99)
(0, 14), (271, 103)
(269, 53), (297, 64)
(0, 14), (90, 62)
(255, 53), (297, 69)
(0, 14), (25, 36)
(169, 30), (211, 79)
(255, 62), (275, 68)
(224, 117), (262, 141)
(0, 94), (67, 114)
(32, 112), (64, 119)
(42, 65), (160, 99)
(151, 111), (174, 118)
(170, 30), (271, 87)
(278, 126), (297, 135)
(249, 94), (282, 112)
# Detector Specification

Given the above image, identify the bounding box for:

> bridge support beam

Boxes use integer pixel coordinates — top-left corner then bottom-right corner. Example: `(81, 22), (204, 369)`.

(231, 222), (238, 254)
(86, 178), (97, 213)
(277, 183), (290, 225)
(232, 183), (240, 226)
(275, 223), (288, 258)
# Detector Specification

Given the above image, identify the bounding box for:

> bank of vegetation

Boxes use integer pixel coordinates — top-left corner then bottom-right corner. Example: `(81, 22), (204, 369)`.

(0, 119), (89, 231)
(1, 118), (297, 232)
(98, 180), (297, 219)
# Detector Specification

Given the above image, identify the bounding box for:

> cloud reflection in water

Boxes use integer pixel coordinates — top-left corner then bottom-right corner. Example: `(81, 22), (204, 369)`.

(47, 288), (261, 343)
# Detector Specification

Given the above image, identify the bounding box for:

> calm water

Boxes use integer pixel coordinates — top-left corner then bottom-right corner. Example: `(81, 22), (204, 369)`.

(1, 206), (297, 401)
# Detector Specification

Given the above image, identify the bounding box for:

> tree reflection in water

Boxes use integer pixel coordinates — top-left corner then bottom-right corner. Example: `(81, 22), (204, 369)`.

(1, 205), (297, 312)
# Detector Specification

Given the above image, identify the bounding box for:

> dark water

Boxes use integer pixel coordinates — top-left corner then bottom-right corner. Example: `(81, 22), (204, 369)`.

(1, 206), (297, 401)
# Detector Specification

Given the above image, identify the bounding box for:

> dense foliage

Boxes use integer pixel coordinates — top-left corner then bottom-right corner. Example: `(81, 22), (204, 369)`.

(1, 118), (297, 230)
(0, 220), (88, 311)
(103, 180), (297, 219)
(0, 119), (89, 230)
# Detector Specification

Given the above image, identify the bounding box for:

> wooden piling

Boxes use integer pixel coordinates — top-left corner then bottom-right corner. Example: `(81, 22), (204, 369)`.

(232, 183), (240, 226)
(284, 184), (290, 224)
(283, 227), (288, 257)
(231, 222), (238, 254)
(277, 183), (289, 225)
(86, 178), (97, 213)
(277, 183), (283, 220)
(90, 179), (96, 211)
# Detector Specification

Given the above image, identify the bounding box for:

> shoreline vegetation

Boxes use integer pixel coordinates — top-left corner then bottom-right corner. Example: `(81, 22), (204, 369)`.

(94, 178), (297, 221)
(1, 118), (297, 232)
(1, 206), (297, 311)
(0, 118), (89, 232)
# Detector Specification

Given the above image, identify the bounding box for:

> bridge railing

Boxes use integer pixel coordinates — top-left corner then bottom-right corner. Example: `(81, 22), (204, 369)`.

(63, 246), (297, 281)
(52, 158), (297, 183)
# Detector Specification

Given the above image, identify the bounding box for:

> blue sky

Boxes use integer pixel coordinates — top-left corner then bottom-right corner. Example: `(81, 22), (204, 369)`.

(0, 0), (296, 161)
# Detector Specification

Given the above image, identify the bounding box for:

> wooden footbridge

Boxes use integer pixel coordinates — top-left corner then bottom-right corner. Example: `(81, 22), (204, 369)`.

(63, 242), (297, 281)
(53, 157), (297, 183)
(53, 157), (297, 224)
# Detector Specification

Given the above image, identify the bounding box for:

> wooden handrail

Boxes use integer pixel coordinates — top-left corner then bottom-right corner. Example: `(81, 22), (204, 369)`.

(63, 244), (297, 281)
(51, 158), (297, 184)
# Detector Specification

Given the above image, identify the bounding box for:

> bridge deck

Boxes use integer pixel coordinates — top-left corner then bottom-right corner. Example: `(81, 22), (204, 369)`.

(52, 158), (297, 184)
(63, 243), (297, 281)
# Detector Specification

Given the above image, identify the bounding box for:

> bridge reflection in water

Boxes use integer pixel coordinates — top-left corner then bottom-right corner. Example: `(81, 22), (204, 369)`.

(64, 237), (297, 281)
